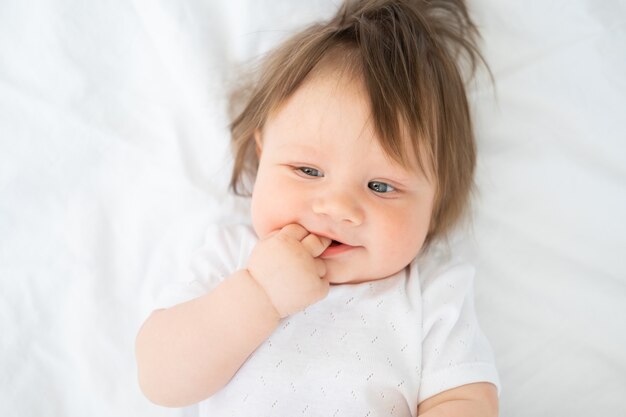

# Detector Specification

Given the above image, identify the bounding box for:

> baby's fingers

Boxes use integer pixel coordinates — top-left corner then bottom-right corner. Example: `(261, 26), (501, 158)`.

(279, 224), (309, 241)
(301, 233), (331, 257)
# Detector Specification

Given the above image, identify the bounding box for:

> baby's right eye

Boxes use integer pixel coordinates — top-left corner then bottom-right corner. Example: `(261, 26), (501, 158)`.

(297, 167), (324, 177)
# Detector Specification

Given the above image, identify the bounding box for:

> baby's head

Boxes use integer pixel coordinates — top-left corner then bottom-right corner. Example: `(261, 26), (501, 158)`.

(229, 0), (486, 282)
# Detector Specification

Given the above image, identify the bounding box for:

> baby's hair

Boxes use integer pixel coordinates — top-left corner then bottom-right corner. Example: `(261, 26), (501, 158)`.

(228, 0), (489, 246)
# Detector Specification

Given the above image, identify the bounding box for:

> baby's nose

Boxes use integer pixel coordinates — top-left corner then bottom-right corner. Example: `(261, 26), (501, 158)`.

(312, 190), (364, 226)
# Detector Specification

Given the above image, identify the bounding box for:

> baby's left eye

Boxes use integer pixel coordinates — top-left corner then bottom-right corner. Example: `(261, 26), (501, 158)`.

(297, 167), (323, 177)
(368, 181), (395, 193)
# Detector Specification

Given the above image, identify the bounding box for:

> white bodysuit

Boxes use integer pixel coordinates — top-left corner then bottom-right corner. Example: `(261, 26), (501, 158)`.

(155, 223), (500, 417)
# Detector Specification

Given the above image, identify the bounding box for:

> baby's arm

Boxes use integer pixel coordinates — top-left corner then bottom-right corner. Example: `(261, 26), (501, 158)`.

(417, 382), (498, 416)
(135, 224), (330, 407)
(136, 269), (280, 407)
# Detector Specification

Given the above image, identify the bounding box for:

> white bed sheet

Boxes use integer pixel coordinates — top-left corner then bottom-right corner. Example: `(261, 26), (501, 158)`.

(1, 1), (624, 416)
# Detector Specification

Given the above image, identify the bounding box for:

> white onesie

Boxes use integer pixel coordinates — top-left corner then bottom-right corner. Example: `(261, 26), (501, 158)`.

(154, 223), (500, 417)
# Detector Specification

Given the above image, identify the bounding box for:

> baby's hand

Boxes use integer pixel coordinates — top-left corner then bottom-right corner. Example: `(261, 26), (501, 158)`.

(247, 224), (331, 318)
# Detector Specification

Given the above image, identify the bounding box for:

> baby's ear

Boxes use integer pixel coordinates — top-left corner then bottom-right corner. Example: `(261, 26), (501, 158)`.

(254, 129), (263, 157)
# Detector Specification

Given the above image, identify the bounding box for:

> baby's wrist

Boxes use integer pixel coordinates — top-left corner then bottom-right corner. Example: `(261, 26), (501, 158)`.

(240, 269), (283, 320)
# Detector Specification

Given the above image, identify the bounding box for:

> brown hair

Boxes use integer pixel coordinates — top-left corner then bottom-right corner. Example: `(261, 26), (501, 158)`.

(228, 0), (489, 246)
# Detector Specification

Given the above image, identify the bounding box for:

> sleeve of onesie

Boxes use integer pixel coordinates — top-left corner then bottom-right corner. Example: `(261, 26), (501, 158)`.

(417, 258), (501, 404)
(152, 223), (257, 310)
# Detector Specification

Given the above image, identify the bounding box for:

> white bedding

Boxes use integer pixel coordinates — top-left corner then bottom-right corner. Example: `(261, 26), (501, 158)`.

(1, 1), (624, 416)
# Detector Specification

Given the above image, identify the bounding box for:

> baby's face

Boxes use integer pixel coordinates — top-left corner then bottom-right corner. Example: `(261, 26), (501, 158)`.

(251, 72), (435, 284)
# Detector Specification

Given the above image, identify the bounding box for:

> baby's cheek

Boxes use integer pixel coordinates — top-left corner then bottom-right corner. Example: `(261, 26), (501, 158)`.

(251, 190), (298, 239)
(250, 189), (273, 239)
(250, 207), (266, 239)
(380, 215), (426, 264)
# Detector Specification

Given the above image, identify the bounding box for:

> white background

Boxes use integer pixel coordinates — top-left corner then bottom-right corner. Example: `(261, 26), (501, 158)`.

(1, 1), (625, 415)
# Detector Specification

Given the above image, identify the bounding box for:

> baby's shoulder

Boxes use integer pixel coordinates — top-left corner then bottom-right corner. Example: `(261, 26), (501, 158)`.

(191, 222), (258, 273)
(204, 222), (256, 244)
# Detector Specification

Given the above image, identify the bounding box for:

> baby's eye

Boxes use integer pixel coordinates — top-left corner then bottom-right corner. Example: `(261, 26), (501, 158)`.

(298, 167), (324, 177)
(368, 181), (395, 193)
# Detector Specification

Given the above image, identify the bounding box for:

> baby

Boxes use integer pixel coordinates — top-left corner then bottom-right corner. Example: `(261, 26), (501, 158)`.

(136, 1), (500, 416)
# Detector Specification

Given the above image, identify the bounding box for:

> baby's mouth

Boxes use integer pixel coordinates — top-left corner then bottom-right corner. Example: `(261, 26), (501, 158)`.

(321, 239), (356, 258)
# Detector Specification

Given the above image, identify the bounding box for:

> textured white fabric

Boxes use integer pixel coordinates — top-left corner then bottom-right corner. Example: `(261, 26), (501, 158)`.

(154, 224), (500, 416)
